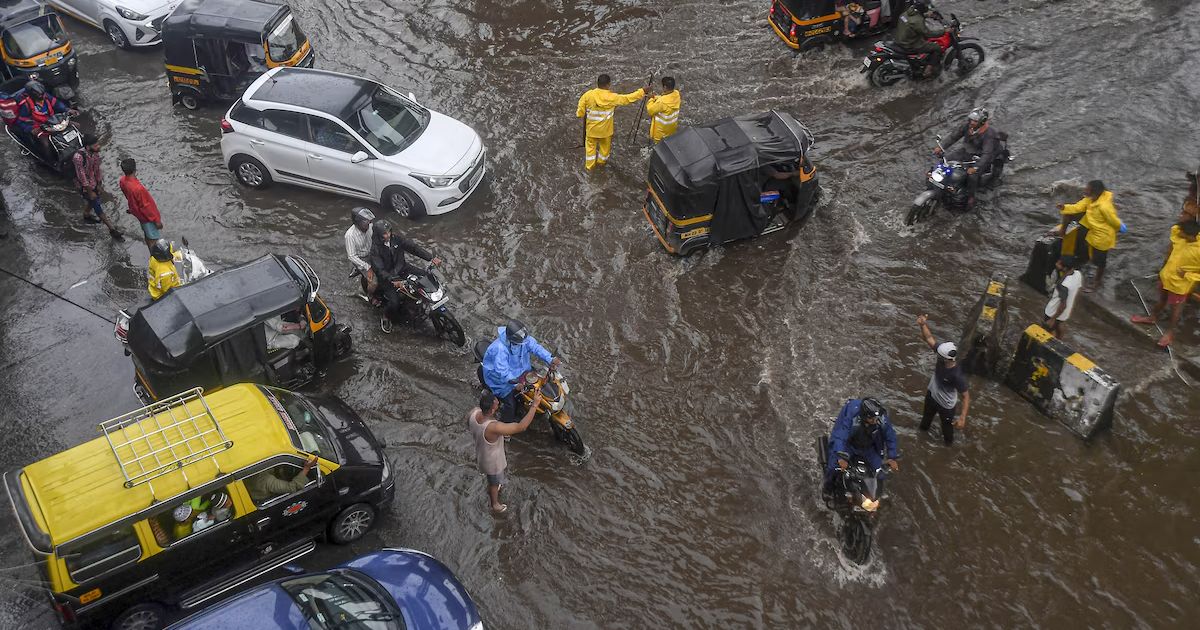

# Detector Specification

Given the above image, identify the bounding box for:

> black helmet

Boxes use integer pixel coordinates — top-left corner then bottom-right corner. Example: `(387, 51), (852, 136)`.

(910, 0), (930, 13)
(967, 107), (990, 124)
(350, 207), (375, 230)
(25, 81), (46, 98)
(505, 319), (528, 345)
(150, 238), (173, 262)
(372, 218), (391, 236)
(859, 398), (886, 421)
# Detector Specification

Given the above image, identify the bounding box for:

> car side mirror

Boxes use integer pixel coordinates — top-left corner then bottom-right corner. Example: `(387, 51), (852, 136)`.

(408, 91), (417, 102)
(350, 151), (369, 164)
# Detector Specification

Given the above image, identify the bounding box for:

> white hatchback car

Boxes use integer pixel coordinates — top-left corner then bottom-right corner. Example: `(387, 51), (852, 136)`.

(48, 0), (182, 48)
(220, 67), (486, 218)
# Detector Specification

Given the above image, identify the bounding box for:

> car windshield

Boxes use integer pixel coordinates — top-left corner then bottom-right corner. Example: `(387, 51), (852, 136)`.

(263, 387), (338, 463)
(281, 572), (404, 630)
(345, 87), (429, 156)
(2, 15), (67, 59)
(266, 13), (306, 63)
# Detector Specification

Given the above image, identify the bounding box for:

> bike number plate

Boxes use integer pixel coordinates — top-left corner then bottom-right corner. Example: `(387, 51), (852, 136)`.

(862, 57), (871, 68)
(64, 130), (80, 141)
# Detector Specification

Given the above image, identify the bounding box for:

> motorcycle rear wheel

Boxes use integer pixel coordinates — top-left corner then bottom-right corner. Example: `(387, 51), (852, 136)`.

(945, 43), (985, 76)
(905, 197), (939, 226)
(430, 309), (466, 346)
(869, 63), (906, 87)
(841, 517), (873, 565)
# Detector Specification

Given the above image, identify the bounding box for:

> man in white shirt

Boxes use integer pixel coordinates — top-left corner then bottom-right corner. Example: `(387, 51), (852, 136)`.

(1044, 258), (1083, 339)
(345, 207), (376, 301)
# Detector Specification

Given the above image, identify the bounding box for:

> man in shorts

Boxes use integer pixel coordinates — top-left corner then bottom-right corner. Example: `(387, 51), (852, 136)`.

(72, 134), (123, 240)
(1131, 220), (1200, 347)
(119, 158), (163, 248)
(1043, 258), (1083, 339)
(467, 389), (542, 515)
(917, 314), (970, 445)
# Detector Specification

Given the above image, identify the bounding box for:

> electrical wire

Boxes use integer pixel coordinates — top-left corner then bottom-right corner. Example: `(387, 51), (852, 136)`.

(0, 265), (116, 325)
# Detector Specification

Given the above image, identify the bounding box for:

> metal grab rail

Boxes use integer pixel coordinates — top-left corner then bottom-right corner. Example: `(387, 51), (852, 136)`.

(98, 388), (233, 494)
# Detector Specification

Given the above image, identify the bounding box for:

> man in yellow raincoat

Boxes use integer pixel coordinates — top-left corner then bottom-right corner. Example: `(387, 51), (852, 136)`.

(1057, 179), (1124, 291)
(147, 238), (181, 300)
(645, 76), (681, 143)
(1131, 220), (1200, 347)
(576, 74), (646, 170)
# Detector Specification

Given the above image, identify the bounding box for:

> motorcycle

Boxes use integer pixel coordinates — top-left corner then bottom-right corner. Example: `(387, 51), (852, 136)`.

(4, 111), (82, 173)
(473, 340), (585, 456)
(862, 12), (985, 87)
(906, 132), (1013, 225)
(354, 261), (465, 346)
(816, 435), (890, 565)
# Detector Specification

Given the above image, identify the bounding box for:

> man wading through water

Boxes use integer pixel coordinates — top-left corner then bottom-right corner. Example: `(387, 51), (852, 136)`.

(917, 314), (970, 445)
(468, 389), (543, 514)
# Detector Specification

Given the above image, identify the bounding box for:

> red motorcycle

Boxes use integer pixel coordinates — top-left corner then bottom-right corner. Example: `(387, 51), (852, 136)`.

(861, 13), (985, 87)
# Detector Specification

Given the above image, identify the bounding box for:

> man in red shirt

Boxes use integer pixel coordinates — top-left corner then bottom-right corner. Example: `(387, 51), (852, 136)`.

(118, 158), (162, 247)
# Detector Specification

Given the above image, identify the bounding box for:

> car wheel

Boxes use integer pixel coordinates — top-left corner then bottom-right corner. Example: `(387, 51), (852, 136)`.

(104, 21), (131, 49)
(231, 155), (272, 189)
(113, 603), (166, 630)
(383, 186), (426, 219)
(329, 503), (375, 544)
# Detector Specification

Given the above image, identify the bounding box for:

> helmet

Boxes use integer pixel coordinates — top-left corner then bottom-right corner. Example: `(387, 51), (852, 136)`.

(937, 341), (959, 361)
(208, 492), (232, 521)
(505, 319), (528, 345)
(350, 206), (375, 230)
(967, 107), (990, 124)
(910, 0), (929, 13)
(150, 238), (174, 262)
(24, 81), (46, 98)
(860, 398), (886, 421)
(372, 218), (391, 236)
(172, 504), (193, 523)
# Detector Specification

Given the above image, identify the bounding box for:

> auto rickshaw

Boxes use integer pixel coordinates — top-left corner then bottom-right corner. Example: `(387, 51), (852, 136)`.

(0, 0), (78, 86)
(114, 254), (352, 403)
(642, 111), (820, 256)
(161, 0), (313, 110)
(768, 0), (905, 51)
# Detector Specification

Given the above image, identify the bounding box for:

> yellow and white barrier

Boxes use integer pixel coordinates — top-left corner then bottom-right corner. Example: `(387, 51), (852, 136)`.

(1005, 324), (1120, 439)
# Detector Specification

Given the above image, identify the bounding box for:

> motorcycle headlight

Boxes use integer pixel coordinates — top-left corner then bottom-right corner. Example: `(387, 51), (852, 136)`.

(51, 120), (68, 132)
(115, 6), (149, 20)
(860, 497), (880, 511)
(67, 57), (77, 69)
(427, 288), (444, 302)
(550, 399), (564, 412)
(931, 170), (945, 182)
(412, 173), (455, 188)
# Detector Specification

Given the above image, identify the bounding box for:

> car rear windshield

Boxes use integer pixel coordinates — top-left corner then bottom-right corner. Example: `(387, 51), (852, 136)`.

(281, 571), (405, 629)
(2, 15), (67, 59)
(261, 387), (338, 462)
(266, 13), (306, 63)
(345, 87), (429, 156)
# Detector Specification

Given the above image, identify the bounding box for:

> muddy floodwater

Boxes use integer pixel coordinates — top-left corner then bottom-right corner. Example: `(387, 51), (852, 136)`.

(2, 0), (1199, 627)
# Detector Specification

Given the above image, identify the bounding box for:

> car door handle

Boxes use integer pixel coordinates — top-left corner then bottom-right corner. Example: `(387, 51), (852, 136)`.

(256, 517), (271, 530)
(249, 139), (265, 146)
(338, 487), (349, 496)
(307, 154), (323, 160)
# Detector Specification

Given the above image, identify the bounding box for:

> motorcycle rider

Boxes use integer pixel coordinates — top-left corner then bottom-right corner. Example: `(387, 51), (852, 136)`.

(934, 107), (998, 210)
(482, 319), (561, 423)
(147, 238), (181, 300)
(345, 207), (377, 302)
(15, 81), (76, 161)
(823, 398), (900, 497)
(368, 218), (442, 333)
(895, 0), (945, 76)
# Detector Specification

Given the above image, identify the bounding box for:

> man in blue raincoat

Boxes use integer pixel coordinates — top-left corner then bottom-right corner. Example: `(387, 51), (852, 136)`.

(823, 398), (900, 494)
(482, 319), (560, 422)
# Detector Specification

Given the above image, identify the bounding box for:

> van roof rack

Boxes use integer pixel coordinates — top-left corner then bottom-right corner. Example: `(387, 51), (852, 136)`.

(98, 387), (233, 494)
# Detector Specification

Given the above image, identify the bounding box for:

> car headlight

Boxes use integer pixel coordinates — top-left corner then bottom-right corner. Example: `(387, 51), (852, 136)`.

(411, 173), (455, 188)
(380, 457), (391, 482)
(116, 6), (148, 20)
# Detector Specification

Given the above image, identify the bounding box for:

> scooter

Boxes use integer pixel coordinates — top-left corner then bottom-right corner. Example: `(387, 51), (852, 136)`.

(115, 237), (212, 345)
(906, 133), (1013, 225)
(4, 112), (82, 173)
(862, 12), (985, 87)
(473, 340), (585, 456)
(815, 435), (891, 565)
(354, 261), (465, 346)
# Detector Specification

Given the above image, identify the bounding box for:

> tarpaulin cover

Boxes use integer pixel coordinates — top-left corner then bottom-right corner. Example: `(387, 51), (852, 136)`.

(127, 254), (303, 370)
(649, 110), (812, 244)
(163, 0), (287, 44)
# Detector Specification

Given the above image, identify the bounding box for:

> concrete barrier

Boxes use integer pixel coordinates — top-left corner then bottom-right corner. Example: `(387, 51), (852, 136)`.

(1005, 324), (1120, 439)
(1021, 219), (1086, 295)
(959, 274), (1009, 377)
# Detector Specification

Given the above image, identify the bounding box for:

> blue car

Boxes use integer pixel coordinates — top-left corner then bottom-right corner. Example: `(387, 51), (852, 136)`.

(168, 549), (483, 630)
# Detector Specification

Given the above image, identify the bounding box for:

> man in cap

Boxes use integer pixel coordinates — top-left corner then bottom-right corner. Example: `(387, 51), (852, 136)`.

(917, 314), (970, 445)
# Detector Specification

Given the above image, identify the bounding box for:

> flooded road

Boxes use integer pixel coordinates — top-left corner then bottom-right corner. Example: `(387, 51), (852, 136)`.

(2, 0), (1199, 627)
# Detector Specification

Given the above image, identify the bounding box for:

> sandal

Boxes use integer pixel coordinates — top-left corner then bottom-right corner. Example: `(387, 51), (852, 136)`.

(491, 503), (508, 515)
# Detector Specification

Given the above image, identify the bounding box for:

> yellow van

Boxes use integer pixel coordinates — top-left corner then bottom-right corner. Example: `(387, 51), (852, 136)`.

(3, 384), (393, 630)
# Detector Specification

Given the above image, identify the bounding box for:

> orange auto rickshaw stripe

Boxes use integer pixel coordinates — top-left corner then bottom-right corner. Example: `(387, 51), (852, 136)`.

(135, 370), (159, 401)
(647, 185), (713, 227)
(641, 202), (677, 254)
(767, 20), (802, 49)
(165, 64), (206, 76)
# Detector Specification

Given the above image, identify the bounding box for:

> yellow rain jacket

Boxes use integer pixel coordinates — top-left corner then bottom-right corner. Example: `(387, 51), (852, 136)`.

(576, 88), (645, 139)
(1062, 190), (1121, 251)
(646, 90), (681, 142)
(148, 256), (180, 300)
(1160, 225), (1200, 295)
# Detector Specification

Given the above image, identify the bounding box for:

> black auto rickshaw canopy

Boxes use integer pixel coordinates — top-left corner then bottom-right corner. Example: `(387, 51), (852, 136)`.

(163, 0), (291, 46)
(649, 110), (814, 244)
(126, 254), (313, 393)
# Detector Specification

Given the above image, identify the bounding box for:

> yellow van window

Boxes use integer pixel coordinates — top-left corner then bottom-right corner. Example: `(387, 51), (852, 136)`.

(149, 487), (237, 547)
(62, 527), (141, 584)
